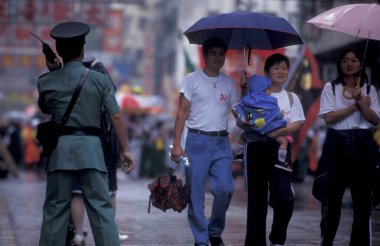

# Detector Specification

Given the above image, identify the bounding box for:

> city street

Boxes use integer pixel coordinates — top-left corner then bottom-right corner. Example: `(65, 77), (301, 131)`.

(1, 1), (380, 245)
(1, 169), (380, 246)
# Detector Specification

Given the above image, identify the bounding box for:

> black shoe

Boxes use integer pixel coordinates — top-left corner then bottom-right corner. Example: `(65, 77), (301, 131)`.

(209, 236), (225, 246)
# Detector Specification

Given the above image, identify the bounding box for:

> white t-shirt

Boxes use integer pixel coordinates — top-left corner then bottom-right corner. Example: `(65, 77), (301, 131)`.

(180, 69), (240, 131)
(319, 82), (380, 130)
(270, 89), (305, 124)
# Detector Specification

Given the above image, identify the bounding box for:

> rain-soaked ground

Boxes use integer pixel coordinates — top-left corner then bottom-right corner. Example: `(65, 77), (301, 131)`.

(1, 169), (379, 246)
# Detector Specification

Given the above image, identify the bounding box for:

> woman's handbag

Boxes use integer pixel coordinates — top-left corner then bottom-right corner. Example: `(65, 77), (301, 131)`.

(36, 68), (90, 158)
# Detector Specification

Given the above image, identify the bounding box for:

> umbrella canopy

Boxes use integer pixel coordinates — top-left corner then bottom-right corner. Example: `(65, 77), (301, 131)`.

(184, 11), (303, 50)
(308, 2), (380, 99)
(120, 94), (141, 114)
(307, 2), (380, 41)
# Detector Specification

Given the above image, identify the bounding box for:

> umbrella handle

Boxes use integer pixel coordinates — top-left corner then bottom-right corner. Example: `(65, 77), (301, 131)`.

(342, 87), (354, 100)
(342, 77), (361, 100)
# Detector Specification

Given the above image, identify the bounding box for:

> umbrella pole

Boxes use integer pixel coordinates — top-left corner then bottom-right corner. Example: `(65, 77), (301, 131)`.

(242, 45), (246, 69)
(358, 38), (370, 87)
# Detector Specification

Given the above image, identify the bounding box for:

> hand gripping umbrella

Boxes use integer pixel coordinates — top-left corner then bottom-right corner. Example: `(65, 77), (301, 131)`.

(307, 1), (380, 97)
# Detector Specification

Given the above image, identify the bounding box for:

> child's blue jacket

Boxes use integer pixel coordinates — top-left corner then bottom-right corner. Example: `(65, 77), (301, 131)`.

(236, 75), (286, 134)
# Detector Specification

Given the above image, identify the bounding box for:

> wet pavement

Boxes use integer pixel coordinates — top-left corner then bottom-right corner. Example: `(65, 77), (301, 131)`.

(1, 169), (380, 246)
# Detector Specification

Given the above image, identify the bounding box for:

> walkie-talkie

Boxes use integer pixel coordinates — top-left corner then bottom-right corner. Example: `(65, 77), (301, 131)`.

(30, 33), (62, 70)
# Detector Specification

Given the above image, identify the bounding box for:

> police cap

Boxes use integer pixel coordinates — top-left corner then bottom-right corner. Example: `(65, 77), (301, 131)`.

(50, 21), (90, 40)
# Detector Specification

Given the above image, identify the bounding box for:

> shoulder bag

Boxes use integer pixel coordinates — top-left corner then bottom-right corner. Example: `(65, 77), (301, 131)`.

(37, 68), (90, 158)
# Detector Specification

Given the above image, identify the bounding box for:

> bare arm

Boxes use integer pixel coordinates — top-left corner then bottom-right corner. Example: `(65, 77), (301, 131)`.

(232, 71), (248, 120)
(110, 111), (135, 173)
(240, 71), (248, 97)
(323, 104), (359, 125)
(356, 96), (380, 125)
(170, 93), (190, 162)
(267, 121), (303, 139)
(325, 86), (379, 125)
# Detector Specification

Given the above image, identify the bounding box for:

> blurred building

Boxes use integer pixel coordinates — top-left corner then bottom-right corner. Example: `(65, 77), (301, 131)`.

(0, 0), (177, 115)
(2, 0), (377, 118)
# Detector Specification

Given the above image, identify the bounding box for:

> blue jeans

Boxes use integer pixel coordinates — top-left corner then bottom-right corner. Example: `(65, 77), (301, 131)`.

(185, 132), (234, 245)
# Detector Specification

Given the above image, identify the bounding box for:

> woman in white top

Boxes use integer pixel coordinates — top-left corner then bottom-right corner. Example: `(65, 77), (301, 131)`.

(315, 48), (380, 246)
(241, 53), (305, 246)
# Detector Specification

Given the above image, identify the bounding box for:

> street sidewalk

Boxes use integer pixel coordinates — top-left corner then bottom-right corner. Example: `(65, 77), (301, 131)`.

(0, 170), (379, 245)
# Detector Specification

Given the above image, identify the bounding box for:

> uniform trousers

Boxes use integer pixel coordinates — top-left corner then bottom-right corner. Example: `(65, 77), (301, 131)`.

(39, 169), (119, 246)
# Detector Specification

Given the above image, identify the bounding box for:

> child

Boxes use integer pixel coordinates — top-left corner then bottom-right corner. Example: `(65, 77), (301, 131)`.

(234, 74), (292, 172)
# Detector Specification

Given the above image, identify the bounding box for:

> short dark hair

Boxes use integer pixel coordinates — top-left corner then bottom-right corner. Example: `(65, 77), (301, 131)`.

(264, 53), (289, 73)
(56, 37), (85, 62)
(202, 38), (227, 55)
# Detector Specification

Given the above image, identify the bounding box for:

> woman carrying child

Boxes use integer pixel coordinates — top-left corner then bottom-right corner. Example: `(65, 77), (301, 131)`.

(237, 53), (305, 246)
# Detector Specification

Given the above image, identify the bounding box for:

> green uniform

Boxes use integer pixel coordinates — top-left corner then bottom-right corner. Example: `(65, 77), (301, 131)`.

(38, 61), (121, 246)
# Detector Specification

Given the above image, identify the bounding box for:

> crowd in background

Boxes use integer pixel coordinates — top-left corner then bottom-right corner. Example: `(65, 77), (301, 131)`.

(0, 110), (179, 180)
(0, 106), (329, 182)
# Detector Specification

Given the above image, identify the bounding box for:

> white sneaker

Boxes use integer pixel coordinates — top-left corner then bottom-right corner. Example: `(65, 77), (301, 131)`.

(274, 160), (292, 172)
(72, 234), (85, 246)
(119, 233), (129, 242)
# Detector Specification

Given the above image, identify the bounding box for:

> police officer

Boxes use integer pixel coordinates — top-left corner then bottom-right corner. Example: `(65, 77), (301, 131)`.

(37, 21), (135, 246)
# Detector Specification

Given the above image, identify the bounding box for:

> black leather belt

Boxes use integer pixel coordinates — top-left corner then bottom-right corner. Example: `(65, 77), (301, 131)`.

(60, 127), (101, 137)
(188, 128), (228, 137)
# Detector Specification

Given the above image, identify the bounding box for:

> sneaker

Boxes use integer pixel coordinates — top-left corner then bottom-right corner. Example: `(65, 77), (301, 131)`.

(119, 233), (129, 242)
(209, 236), (225, 246)
(72, 234), (85, 246)
(233, 153), (244, 163)
(274, 161), (292, 172)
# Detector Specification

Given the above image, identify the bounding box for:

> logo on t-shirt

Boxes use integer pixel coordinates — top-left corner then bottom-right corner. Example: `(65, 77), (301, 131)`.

(219, 93), (227, 105)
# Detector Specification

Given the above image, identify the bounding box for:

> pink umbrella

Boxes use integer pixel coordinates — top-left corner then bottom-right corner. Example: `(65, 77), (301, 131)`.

(307, 1), (380, 93)
(307, 1), (380, 40)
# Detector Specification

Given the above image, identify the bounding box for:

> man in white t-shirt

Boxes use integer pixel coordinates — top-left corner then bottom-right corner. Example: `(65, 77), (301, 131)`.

(171, 38), (239, 246)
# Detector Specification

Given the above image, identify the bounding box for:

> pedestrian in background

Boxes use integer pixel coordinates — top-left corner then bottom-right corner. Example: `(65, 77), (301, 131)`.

(239, 54), (305, 246)
(37, 21), (135, 246)
(171, 37), (239, 246)
(315, 48), (380, 246)
(67, 56), (129, 245)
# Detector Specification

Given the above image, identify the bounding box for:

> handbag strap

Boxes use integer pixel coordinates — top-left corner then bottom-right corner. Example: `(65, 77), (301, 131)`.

(60, 68), (90, 126)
